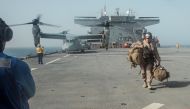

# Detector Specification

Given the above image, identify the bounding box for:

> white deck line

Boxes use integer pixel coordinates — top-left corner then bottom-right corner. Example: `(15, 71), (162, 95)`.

(45, 58), (61, 65)
(142, 103), (164, 109)
(31, 68), (38, 71)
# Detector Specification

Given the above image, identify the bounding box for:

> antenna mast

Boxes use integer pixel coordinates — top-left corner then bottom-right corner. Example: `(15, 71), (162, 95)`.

(104, 1), (107, 16)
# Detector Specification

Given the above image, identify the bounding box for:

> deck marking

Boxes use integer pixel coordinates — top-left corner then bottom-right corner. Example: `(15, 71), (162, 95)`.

(31, 68), (38, 71)
(64, 54), (70, 57)
(142, 103), (164, 109)
(45, 58), (61, 65)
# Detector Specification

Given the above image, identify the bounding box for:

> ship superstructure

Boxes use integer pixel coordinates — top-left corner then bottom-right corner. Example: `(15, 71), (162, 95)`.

(74, 9), (160, 47)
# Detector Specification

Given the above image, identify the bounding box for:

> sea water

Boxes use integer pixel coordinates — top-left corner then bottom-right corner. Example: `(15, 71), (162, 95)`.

(4, 47), (62, 58)
(4, 45), (190, 58)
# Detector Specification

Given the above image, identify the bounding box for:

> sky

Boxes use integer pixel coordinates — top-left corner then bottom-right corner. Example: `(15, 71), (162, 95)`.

(1, 0), (190, 47)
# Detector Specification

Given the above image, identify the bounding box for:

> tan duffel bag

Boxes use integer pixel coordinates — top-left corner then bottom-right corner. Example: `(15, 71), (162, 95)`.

(153, 65), (170, 82)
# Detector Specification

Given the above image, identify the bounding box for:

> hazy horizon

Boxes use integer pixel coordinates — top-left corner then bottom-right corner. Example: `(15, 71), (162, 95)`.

(1, 0), (190, 48)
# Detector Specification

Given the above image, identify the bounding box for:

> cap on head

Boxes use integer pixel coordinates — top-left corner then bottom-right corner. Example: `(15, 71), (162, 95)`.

(0, 18), (13, 42)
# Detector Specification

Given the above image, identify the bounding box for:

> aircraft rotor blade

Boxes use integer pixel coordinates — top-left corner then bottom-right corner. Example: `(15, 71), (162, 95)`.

(39, 22), (61, 27)
(9, 22), (33, 27)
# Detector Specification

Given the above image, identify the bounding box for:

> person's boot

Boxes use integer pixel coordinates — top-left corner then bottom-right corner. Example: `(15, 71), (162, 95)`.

(147, 82), (152, 89)
(142, 82), (147, 88)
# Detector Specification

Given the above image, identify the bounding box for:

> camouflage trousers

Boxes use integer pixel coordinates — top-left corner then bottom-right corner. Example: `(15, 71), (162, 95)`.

(140, 63), (154, 83)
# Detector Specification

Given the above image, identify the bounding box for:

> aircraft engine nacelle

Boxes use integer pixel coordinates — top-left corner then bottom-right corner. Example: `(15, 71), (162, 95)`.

(32, 25), (41, 47)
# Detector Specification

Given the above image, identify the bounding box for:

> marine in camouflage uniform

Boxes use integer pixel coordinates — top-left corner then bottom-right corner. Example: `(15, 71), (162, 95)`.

(140, 32), (160, 89)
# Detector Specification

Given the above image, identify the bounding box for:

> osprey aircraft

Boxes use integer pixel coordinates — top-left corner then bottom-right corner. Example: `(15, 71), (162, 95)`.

(10, 15), (103, 52)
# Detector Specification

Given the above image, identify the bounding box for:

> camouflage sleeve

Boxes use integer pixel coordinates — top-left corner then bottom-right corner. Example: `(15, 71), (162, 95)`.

(153, 43), (161, 61)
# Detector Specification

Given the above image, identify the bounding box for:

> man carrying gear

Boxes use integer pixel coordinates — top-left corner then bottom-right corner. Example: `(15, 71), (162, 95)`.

(132, 32), (160, 89)
(128, 32), (161, 89)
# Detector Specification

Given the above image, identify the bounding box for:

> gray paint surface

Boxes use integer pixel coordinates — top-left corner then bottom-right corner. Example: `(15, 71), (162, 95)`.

(28, 48), (190, 109)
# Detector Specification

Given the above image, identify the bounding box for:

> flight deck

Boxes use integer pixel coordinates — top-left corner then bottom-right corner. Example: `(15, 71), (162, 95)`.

(27, 48), (190, 109)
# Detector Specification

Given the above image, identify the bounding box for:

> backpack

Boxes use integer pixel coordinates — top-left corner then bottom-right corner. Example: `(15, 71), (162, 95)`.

(127, 42), (143, 68)
(153, 65), (170, 82)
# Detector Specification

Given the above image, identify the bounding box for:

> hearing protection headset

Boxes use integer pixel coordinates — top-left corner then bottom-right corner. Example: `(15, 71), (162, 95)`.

(0, 18), (13, 42)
